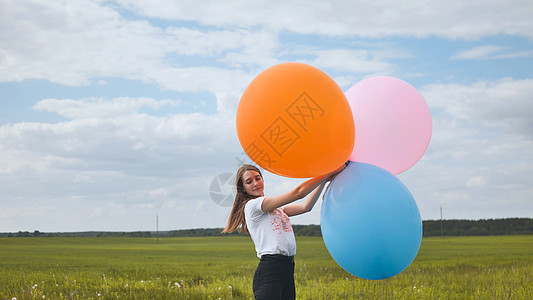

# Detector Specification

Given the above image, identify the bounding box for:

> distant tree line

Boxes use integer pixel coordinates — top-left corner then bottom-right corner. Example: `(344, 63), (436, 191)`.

(422, 218), (533, 237)
(166, 228), (240, 237)
(2, 218), (531, 238)
(0, 230), (151, 238)
(292, 224), (322, 236)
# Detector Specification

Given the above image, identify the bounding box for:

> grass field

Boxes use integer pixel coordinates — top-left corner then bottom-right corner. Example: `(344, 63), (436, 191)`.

(0, 235), (532, 299)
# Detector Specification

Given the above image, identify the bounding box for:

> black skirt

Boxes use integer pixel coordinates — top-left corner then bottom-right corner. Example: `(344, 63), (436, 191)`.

(253, 254), (295, 300)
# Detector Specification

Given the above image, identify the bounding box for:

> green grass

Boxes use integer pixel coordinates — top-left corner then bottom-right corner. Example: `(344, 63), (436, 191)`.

(0, 235), (532, 299)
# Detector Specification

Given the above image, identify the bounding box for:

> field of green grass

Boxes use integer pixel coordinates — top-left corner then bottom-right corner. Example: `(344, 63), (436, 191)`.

(1, 235), (532, 299)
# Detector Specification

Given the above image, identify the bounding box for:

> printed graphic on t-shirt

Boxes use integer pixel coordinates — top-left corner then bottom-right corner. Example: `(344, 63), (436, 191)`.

(269, 208), (293, 233)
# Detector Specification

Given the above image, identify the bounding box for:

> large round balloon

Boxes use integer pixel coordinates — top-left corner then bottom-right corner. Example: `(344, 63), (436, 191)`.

(346, 76), (432, 175)
(321, 162), (422, 280)
(236, 63), (355, 178)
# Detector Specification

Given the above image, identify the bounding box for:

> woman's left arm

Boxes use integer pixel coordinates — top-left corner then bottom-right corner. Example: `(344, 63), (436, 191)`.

(283, 181), (328, 217)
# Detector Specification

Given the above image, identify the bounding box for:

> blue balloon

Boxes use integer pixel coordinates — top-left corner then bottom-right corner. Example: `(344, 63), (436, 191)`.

(321, 162), (422, 280)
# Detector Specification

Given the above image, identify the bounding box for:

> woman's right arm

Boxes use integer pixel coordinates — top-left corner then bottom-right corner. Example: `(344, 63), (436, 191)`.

(260, 165), (345, 212)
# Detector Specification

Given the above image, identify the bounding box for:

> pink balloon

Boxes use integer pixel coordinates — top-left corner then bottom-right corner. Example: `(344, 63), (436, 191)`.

(346, 76), (432, 175)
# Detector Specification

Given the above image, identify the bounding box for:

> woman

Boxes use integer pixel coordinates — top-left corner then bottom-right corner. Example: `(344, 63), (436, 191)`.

(223, 164), (344, 300)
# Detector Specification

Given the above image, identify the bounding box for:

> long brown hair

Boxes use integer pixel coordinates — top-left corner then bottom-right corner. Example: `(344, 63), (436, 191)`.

(222, 164), (262, 234)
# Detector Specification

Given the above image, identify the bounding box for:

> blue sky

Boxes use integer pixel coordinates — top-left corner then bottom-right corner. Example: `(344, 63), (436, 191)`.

(1, 0), (532, 232)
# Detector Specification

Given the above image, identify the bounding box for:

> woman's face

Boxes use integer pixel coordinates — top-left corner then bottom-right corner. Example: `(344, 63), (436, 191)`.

(241, 170), (264, 197)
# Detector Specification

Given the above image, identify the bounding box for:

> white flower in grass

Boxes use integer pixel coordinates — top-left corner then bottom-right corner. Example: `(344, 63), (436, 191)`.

(174, 282), (181, 288)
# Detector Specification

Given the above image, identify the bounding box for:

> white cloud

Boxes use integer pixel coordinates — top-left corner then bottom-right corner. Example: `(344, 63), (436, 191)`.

(73, 174), (95, 183)
(0, 95), (245, 231)
(397, 78), (533, 220)
(309, 49), (394, 73)
(422, 78), (533, 138)
(150, 188), (169, 197)
(451, 45), (533, 60)
(146, 66), (252, 95)
(0, 0), (272, 91)
(2, 0), (532, 94)
(0, 0), (166, 85)
(451, 45), (507, 60)
(117, 0), (533, 39)
(165, 27), (253, 56)
(0, 97), (239, 186)
(465, 176), (487, 187)
(33, 98), (180, 119)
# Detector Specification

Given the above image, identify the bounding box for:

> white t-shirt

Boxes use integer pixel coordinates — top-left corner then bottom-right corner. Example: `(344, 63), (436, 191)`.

(244, 196), (297, 258)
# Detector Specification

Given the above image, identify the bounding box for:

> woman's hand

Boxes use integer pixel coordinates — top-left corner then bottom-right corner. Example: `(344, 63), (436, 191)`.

(327, 161), (348, 181)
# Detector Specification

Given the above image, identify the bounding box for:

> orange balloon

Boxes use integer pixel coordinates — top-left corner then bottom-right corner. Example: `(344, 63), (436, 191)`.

(236, 63), (355, 178)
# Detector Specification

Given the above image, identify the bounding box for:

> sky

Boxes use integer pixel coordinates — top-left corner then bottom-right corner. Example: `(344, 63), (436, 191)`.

(1, 0), (532, 232)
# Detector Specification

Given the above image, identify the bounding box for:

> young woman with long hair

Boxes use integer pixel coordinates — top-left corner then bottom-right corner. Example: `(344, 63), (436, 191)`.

(223, 163), (345, 300)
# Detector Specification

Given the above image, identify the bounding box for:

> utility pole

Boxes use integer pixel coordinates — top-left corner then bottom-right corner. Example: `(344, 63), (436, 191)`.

(440, 206), (443, 237)
(156, 214), (159, 244)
